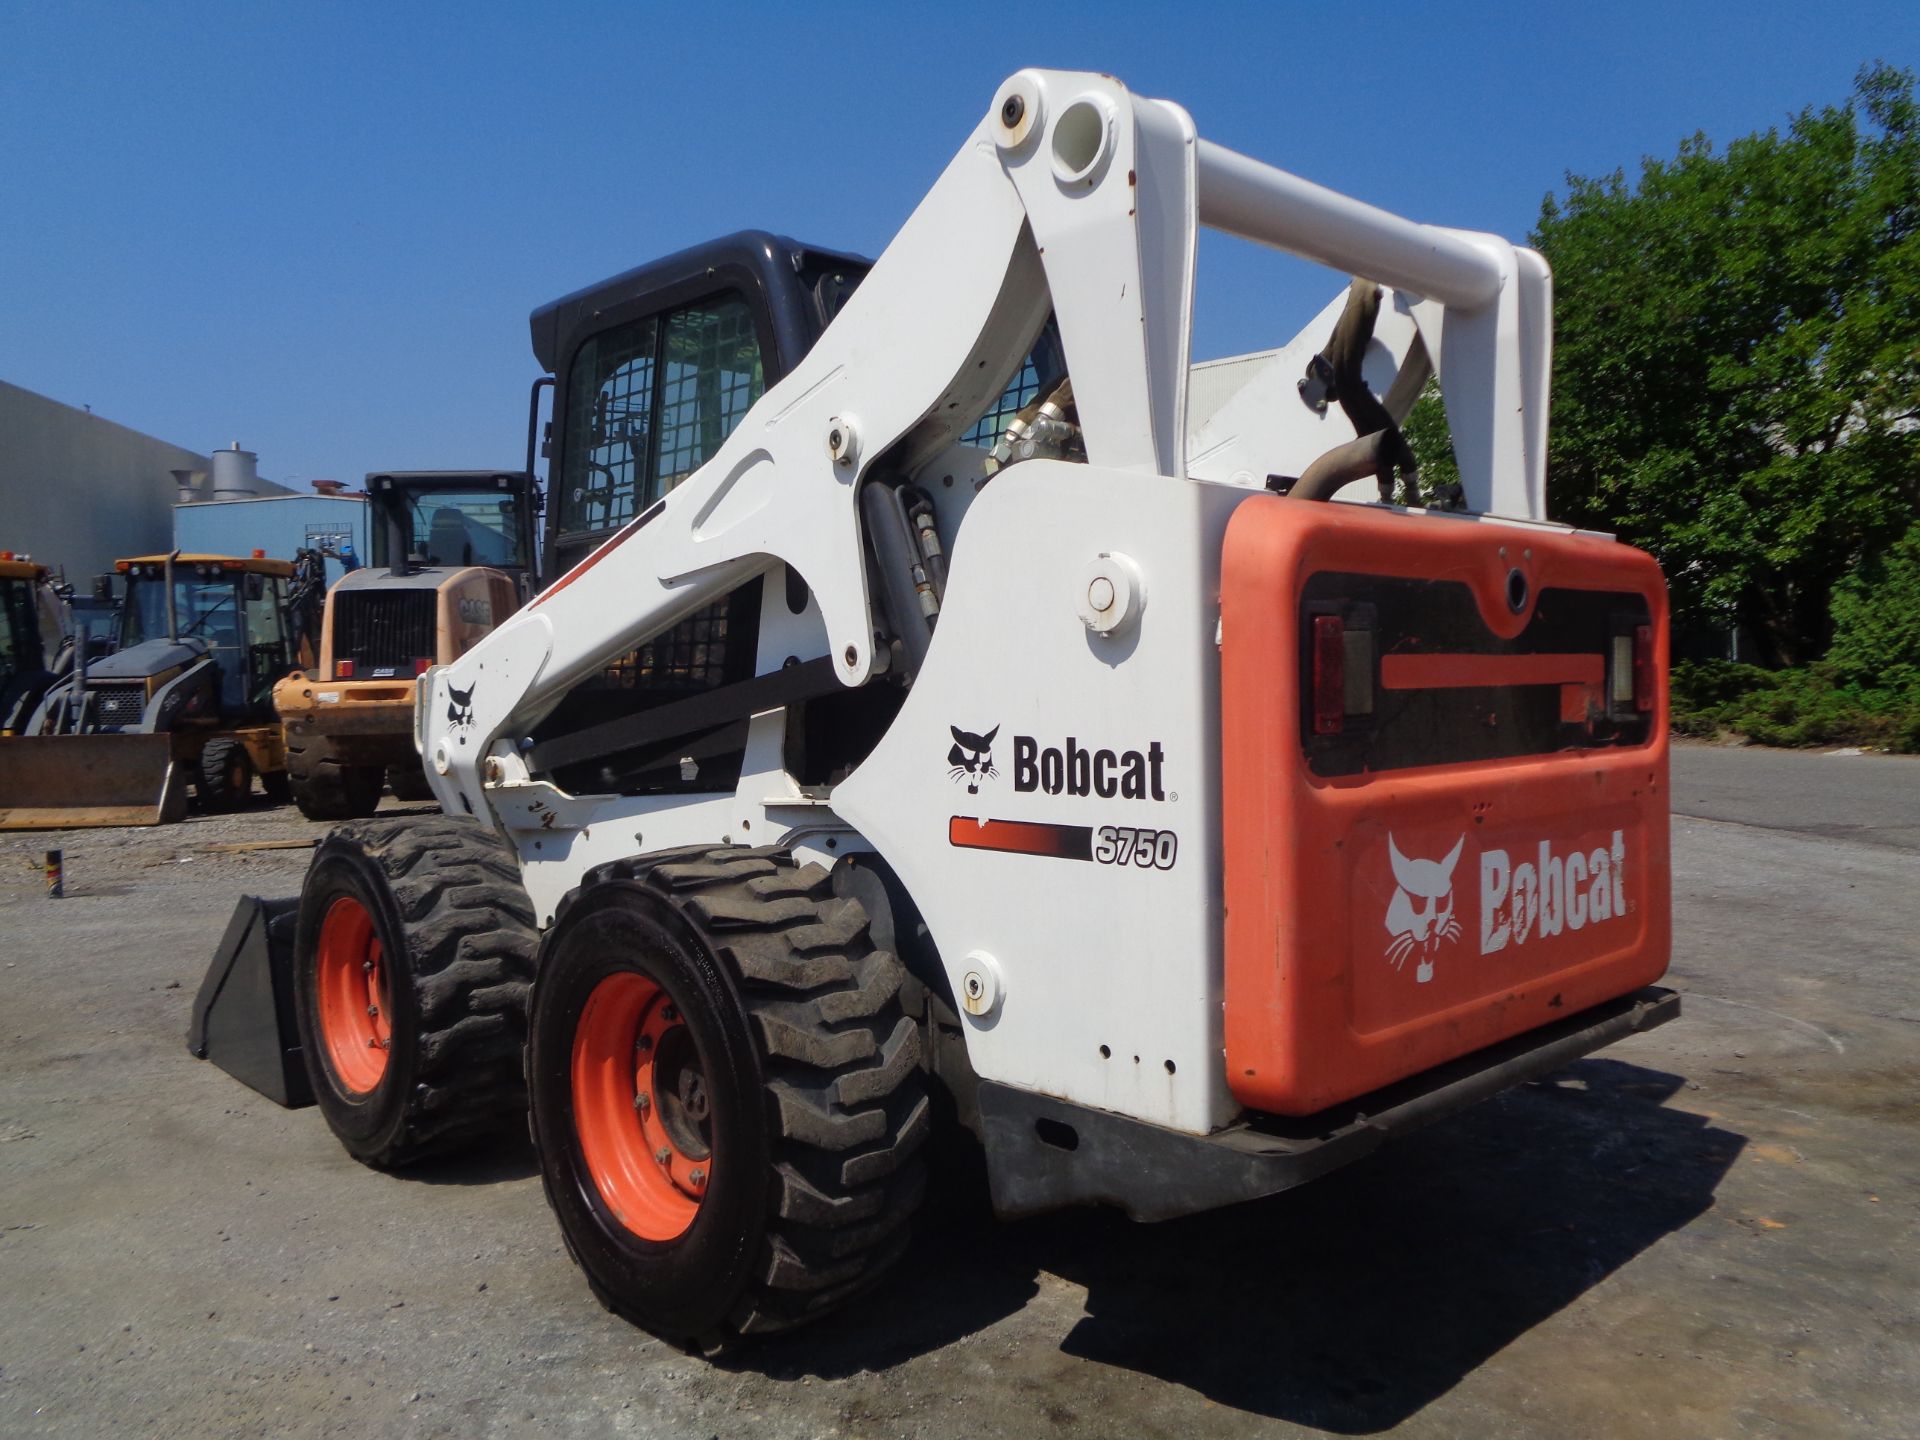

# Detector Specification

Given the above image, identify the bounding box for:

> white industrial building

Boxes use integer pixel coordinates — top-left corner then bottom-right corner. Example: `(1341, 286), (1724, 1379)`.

(0, 379), (290, 584)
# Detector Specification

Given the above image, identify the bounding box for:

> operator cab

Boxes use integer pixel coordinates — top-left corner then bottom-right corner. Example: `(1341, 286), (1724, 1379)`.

(366, 470), (537, 583)
(0, 555), (57, 731)
(519, 230), (1068, 800)
(115, 554), (294, 719)
(68, 592), (120, 658)
(531, 230), (870, 579)
(523, 232), (871, 794)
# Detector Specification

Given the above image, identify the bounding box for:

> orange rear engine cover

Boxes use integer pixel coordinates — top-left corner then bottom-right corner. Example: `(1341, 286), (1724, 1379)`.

(1220, 498), (1672, 1117)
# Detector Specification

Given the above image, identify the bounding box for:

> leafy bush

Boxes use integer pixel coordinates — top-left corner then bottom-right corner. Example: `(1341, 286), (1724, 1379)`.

(1670, 659), (1920, 750)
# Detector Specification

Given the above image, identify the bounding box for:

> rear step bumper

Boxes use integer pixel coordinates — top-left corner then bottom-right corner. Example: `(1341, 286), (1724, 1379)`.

(979, 986), (1679, 1222)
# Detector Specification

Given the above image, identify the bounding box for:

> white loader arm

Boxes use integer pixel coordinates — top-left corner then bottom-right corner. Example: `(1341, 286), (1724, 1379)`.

(420, 68), (1551, 829)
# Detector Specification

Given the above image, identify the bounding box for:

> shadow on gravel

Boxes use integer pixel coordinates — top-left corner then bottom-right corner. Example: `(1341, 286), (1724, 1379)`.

(404, 1133), (542, 1186)
(732, 1059), (1744, 1432)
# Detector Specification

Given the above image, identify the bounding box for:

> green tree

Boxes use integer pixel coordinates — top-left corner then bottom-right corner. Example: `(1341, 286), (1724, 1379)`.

(1829, 519), (1920, 677)
(1534, 63), (1920, 665)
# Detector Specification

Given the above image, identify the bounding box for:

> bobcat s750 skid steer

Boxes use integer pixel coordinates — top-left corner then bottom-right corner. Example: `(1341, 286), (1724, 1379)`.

(194, 69), (1675, 1351)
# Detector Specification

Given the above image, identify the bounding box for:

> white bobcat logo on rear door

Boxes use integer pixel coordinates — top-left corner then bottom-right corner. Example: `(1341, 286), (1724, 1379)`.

(1385, 834), (1464, 984)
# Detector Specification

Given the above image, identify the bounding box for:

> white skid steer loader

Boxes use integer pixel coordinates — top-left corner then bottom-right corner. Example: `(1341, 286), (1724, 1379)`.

(192, 69), (1676, 1351)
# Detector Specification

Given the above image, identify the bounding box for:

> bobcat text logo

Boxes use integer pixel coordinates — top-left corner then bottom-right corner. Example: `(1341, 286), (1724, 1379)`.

(1013, 735), (1168, 800)
(446, 682), (476, 731)
(947, 725), (999, 795)
(1384, 834), (1464, 984)
(1480, 832), (1628, 953)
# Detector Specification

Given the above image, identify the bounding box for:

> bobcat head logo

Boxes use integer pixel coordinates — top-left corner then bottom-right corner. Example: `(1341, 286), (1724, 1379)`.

(947, 724), (999, 795)
(1385, 833), (1464, 984)
(446, 682), (475, 731)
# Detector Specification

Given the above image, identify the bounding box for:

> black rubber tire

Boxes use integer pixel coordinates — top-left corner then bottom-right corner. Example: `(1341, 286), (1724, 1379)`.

(260, 768), (293, 805)
(287, 733), (382, 821)
(292, 815), (538, 1168)
(196, 737), (254, 811)
(386, 763), (436, 802)
(527, 847), (928, 1350)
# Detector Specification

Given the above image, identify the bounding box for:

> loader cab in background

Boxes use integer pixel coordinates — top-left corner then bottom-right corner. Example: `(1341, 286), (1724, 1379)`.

(118, 555), (293, 718)
(0, 554), (61, 733)
(67, 589), (120, 659)
(7, 552), (297, 825)
(522, 232), (871, 794)
(273, 471), (536, 821)
(366, 470), (538, 589)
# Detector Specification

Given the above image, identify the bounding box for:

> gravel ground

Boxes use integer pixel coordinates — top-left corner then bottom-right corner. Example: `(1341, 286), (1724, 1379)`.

(0, 746), (1915, 1439)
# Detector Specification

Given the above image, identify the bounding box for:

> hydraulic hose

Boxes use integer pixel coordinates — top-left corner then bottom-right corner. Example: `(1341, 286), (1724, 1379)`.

(1289, 431), (1395, 502)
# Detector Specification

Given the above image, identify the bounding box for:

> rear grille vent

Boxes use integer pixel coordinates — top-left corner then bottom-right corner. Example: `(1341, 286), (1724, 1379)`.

(90, 683), (146, 728)
(335, 591), (436, 676)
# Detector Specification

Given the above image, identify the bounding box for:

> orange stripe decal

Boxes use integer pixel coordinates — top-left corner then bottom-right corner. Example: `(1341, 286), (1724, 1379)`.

(1379, 652), (1604, 690)
(948, 816), (1094, 861)
(530, 499), (666, 609)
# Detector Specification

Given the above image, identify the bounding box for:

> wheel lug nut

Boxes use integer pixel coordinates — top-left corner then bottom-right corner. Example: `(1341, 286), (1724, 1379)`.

(689, 1168), (706, 1187)
(362, 961), (374, 973)
(661, 1005), (677, 1022)
(654, 1147), (672, 1166)
(635, 1035), (653, 1053)
(633, 1093), (650, 1113)
(367, 1005), (379, 1018)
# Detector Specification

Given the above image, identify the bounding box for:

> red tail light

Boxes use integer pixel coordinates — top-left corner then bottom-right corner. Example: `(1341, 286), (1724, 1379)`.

(414, 658), (432, 675)
(335, 659), (355, 679)
(1311, 615), (1345, 735)
(1633, 624), (1654, 713)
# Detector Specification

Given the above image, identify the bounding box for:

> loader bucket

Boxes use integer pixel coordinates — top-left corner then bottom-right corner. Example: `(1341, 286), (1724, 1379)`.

(0, 734), (189, 829)
(188, 894), (313, 1108)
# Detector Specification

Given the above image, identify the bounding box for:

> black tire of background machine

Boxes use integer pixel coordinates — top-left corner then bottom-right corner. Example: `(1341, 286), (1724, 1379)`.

(196, 736), (253, 811)
(260, 766), (293, 805)
(387, 763), (437, 802)
(292, 815), (537, 1168)
(287, 731), (383, 820)
(527, 846), (928, 1351)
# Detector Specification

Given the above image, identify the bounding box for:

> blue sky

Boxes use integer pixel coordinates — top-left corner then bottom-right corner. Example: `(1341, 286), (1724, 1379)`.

(1, 2), (1913, 487)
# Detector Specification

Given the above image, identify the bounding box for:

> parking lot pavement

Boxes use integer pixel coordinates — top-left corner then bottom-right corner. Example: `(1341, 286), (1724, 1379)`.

(0, 747), (1915, 1439)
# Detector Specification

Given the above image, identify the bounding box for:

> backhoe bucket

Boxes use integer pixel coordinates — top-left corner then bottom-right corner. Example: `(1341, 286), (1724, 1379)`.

(0, 734), (189, 829)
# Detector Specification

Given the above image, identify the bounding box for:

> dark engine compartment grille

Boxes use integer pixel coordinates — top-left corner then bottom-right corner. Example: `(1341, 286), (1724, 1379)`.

(334, 591), (436, 676)
(90, 683), (147, 728)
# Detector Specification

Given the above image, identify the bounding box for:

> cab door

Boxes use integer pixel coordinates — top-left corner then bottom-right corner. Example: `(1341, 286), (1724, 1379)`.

(240, 575), (291, 716)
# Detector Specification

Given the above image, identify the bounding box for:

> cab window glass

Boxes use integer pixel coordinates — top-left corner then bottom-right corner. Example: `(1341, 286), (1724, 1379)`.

(245, 580), (284, 648)
(382, 490), (526, 569)
(0, 583), (28, 675)
(656, 297), (765, 485)
(559, 315), (657, 535)
(556, 295), (764, 538)
(124, 577), (242, 650)
(963, 317), (1067, 448)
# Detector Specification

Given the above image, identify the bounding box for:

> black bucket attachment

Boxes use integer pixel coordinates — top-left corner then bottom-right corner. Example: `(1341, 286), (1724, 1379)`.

(188, 895), (313, 1108)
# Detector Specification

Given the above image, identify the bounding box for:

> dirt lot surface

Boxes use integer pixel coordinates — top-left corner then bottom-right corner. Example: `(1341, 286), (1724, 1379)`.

(1, 745), (1915, 1438)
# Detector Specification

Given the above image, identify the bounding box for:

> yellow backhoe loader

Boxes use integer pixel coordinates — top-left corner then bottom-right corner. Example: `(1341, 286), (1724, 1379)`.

(0, 552), (301, 828)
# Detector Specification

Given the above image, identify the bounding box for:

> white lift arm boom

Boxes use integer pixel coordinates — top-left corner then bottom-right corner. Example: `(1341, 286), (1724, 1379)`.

(421, 66), (1552, 870)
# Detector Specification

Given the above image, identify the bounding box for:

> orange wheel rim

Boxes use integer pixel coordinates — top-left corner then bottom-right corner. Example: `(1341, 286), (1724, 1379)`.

(315, 895), (392, 1094)
(572, 972), (713, 1242)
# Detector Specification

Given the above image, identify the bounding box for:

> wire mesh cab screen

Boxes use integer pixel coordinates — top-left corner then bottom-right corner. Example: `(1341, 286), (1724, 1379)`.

(557, 295), (765, 538)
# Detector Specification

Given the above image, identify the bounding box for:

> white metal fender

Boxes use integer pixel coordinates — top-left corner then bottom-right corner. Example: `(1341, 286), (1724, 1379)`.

(833, 460), (1249, 1135)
